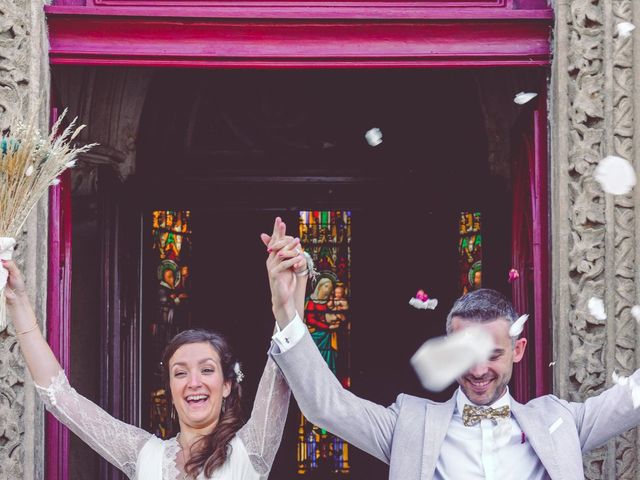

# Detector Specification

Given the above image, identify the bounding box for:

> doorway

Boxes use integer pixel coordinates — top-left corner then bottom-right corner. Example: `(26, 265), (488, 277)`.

(66, 67), (544, 480)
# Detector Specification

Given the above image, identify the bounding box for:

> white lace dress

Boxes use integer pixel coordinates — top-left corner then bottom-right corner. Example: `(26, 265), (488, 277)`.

(35, 357), (290, 480)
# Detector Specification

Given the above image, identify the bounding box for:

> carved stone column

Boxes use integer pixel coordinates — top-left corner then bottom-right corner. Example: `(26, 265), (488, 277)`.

(552, 0), (638, 477)
(0, 1), (50, 479)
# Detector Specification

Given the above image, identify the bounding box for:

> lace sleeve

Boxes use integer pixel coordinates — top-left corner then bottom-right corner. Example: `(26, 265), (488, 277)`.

(237, 356), (291, 476)
(35, 370), (152, 479)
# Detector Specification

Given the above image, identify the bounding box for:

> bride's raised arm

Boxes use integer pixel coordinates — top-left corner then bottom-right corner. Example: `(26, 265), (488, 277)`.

(4, 260), (152, 479)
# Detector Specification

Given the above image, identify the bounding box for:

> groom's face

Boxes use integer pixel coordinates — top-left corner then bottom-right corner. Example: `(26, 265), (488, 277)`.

(452, 317), (527, 405)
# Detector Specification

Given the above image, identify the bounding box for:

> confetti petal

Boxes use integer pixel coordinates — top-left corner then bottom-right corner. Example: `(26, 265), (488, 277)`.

(631, 305), (640, 323)
(612, 371), (630, 387)
(50, 178), (61, 186)
(508, 268), (520, 282)
(415, 289), (429, 302)
(548, 417), (563, 434)
(25, 165), (34, 177)
(594, 155), (637, 195)
(588, 297), (607, 321)
(617, 22), (636, 38)
(409, 297), (439, 310)
(411, 326), (495, 392)
(365, 128), (383, 147)
(513, 92), (538, 105)
(509, 314), (529, 337)
(549, 361), (556, 367)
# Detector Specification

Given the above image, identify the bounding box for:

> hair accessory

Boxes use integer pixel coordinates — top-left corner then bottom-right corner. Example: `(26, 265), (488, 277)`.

(234, 362), (244, 383)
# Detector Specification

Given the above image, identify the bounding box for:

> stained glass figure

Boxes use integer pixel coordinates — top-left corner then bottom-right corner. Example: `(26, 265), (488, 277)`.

(149, 210), (192, 438)
(459, 211), (482, 295)
(297, 211), (351, 476)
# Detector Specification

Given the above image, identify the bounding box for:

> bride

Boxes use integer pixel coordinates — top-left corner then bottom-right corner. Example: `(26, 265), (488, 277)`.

(3, 220), (307, 479)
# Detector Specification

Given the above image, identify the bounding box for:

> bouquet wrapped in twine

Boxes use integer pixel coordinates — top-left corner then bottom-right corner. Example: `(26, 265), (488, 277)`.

(0, 110), (96, 330)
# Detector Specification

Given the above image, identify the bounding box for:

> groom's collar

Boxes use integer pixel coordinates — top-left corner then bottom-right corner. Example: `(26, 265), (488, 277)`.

(454, 387), (512, 416)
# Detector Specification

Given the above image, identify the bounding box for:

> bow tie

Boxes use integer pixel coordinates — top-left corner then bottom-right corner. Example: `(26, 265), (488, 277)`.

(462, 404), (510, 427)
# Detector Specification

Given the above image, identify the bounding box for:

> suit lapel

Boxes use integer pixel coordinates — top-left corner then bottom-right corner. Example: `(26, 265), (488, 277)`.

(510, 401), (562, 479)
(421, 396), (456, 479)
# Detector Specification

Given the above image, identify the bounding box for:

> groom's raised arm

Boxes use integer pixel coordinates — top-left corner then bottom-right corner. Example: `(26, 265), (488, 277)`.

(269, 312), (399, 465)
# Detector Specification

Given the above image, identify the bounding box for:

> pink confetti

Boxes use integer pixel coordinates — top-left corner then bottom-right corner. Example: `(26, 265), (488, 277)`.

(508, 268), (520, 282)
(415, 290), (429, 302)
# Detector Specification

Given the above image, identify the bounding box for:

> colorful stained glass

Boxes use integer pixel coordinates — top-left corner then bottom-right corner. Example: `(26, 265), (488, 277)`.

(148, 210), (192, 438)
(297, 211), (351, 476)
(459, 211), (482, 295)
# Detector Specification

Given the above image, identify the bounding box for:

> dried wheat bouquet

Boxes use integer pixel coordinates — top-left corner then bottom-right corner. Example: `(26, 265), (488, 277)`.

(0, 110), (97, 329)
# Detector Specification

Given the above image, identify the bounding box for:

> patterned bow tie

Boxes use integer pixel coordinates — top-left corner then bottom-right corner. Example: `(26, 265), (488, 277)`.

(462, 404), (510, 427)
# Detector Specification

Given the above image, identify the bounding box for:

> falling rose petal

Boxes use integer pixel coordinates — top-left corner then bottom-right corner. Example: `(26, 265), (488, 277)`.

(588, 297), (607, 321)
(594, 155), (637, 195)
(509, 314), (529, 337)
(549, 361), (556, 367)
(25, 165), (34, 177)
(513, 92), (538, 105)
(411, 326), (494, 392)
(409, 297), (439, 310)
(612, 371), (630, 387)
(508, 268), (520, 283)
(493, 418), (512, 449)
(617, 22), (636, 38)
(631, 305), (640, 323)
(548, 418), (563, 435)
(416, 290), (429, 302)
(365, 128), (383, 147)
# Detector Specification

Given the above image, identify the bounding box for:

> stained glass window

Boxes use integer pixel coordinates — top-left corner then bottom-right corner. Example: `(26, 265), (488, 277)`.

(297, 211), (351, 475)
(148, 210), (192, 438)
(459, 211), (482, 294)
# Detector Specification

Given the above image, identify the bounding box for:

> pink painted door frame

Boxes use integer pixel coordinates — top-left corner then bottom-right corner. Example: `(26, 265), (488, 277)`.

(45, 16), (551, 478)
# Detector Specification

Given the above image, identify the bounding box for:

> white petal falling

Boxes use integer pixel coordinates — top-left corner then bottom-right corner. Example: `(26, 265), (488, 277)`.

(493, 418), (512, 449)
(25, 165), (34, 177)
(365, 128), (383, 147)
(612, 371), (630, 387)
(594, 155), (637, 195)
(548, 417), (563, 435)
(588, 297), (607, 321)
(411, 325), (495, 392)
(509, 314), (529, 337)
(50, 178), (61, 186)
(617, 22), (636, 38)
(409, 297), (439, 310)
(513, 92), (538, 105)
(631, 305), (640, 323)
(549, 361), (556, 367)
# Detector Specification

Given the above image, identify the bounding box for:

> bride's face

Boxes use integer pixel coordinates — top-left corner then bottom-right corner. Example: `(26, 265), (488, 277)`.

(169, 342), (231, 430)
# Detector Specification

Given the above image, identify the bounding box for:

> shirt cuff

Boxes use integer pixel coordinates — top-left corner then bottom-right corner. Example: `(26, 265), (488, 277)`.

(272, 313), (306, 353)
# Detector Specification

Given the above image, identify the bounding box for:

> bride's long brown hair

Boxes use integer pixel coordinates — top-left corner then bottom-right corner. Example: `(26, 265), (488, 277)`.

(162, 330), (244, 478)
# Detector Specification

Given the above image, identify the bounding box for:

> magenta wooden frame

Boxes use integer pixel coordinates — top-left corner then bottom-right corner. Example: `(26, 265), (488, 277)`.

(46, 14), (552, 68)
(46, 170), (72, 480)
(45, 4), (552, 474)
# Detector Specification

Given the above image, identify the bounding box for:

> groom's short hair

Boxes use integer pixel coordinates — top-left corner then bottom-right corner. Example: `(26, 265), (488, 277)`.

(445, 288), (518, 334)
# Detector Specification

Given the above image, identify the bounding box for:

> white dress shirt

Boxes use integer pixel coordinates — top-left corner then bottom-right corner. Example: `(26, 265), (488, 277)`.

(272, 314), (549, 479)
(434, 388), (548, 479)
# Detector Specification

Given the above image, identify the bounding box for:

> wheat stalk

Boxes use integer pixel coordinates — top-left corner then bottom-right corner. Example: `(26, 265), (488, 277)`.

(0, 109), (97, 330)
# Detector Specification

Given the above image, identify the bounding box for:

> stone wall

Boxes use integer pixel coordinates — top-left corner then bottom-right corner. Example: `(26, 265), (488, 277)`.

(0, 0), (50, 479)
(552, 0), (640, 477)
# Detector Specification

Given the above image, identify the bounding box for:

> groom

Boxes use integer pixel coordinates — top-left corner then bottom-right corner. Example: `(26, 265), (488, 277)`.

(263, 218), (640, 479)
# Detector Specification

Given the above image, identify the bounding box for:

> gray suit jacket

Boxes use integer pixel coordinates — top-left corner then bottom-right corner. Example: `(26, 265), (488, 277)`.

(271, 330), (640, 479)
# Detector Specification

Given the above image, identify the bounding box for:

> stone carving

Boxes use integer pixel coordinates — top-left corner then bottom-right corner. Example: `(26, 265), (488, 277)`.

(0, 0), (49, 478)
(557, 0), (638, 476)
